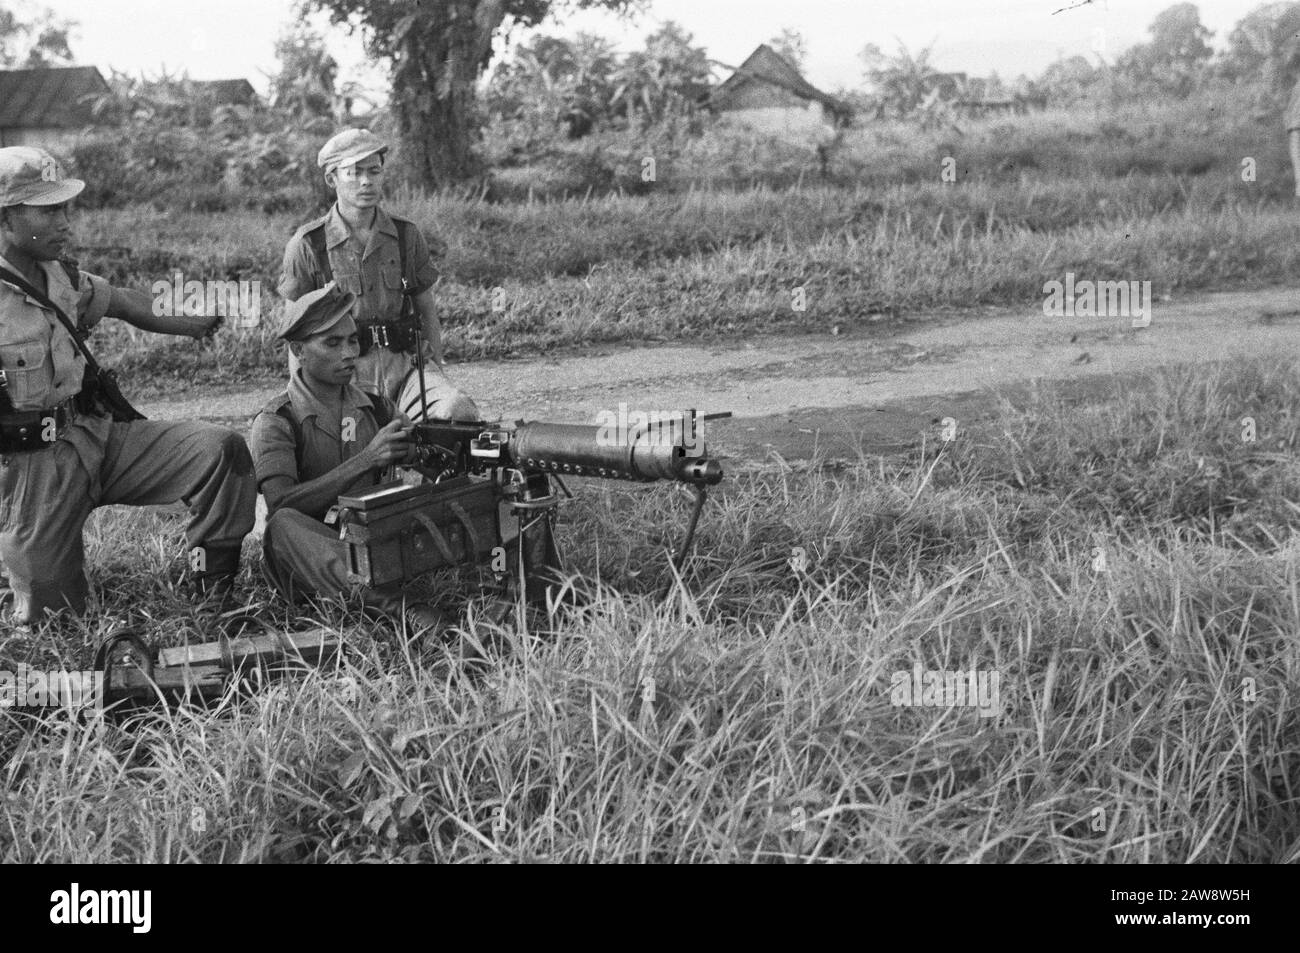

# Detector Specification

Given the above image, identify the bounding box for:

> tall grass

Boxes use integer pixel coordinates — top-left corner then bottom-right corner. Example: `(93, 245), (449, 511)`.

(3, 358), (1298, 862)
(80, 173), (1300, 397)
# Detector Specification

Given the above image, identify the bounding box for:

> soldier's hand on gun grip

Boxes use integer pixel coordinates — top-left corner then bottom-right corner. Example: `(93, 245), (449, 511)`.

(395, 412), (419, 465)
(362, 419), (412, 471)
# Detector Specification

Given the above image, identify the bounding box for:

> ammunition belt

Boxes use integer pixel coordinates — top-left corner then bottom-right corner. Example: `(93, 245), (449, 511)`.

(356, 315), (419, 356)
(0, 396), (80, 453)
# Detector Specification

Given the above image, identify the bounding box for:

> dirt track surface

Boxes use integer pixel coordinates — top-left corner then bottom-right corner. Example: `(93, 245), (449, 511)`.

(142, 285), (1300, 464)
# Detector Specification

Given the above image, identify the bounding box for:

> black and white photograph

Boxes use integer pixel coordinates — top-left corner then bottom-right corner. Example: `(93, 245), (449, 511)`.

(0, 0), (1289, 892)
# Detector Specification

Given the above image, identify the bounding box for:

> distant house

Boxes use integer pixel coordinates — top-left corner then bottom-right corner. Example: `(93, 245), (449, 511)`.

(189, 78), (258, 106)
(706, 44), (853, 140)
(0, 66), (109, 149)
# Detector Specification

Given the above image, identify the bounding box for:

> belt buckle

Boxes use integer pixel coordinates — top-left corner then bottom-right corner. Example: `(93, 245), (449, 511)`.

(370, 325), (384, 350)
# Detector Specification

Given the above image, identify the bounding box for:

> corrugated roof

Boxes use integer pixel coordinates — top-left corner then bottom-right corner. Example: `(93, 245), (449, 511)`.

(709, 45), (850, 118)
(0, 66), (109, 128)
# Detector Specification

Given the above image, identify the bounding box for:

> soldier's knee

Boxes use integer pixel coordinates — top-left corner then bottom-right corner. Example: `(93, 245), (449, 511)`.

(219, 429), (254, 476)
(439, 392), (480, 421)
(264, 505), (294, 539)
(196, 427), (254, 476)
(264, 505), (315, 546)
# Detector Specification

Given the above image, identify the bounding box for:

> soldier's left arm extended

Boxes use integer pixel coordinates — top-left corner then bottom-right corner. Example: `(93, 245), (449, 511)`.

(105, 286), (218, 338)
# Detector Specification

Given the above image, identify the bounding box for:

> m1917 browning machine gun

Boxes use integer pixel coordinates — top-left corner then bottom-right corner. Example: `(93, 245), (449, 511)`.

(334, 409), (730, 609)
(330, 277), (729, 611)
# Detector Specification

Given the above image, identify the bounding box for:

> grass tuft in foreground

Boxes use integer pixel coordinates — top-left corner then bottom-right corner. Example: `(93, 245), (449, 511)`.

(3, 358), (1299, 862)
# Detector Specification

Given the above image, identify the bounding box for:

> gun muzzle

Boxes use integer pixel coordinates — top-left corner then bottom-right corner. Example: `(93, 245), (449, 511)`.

(680, 458), (723, 485)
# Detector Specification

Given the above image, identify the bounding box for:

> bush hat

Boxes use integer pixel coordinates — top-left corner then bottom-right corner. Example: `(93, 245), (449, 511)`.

(279, 280), (357, 341)
(317, 128), (388, 172)
(0, 147), (84, 207)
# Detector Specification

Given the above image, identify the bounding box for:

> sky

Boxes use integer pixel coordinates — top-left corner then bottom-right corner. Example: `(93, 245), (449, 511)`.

(37, 0), (1260, 100)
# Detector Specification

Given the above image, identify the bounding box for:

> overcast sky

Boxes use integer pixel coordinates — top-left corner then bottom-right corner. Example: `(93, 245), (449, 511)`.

(45, 0), (1258, 98)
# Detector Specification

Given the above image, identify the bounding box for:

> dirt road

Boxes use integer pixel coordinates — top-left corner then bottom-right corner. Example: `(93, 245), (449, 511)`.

(141, 285), (1300, 463)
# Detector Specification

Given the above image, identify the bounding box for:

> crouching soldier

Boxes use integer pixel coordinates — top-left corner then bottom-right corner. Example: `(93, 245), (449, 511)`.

(278, 128), (478, 422)
(0, 147), (257, 626)
(250, 281), (446, 637)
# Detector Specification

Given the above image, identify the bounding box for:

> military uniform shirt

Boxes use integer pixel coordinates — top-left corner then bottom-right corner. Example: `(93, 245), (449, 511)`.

(0, 253), (113, 411)
(278, 205), (443, 400)
(249, 369), (391, 515)
(277, 205), (440, 325)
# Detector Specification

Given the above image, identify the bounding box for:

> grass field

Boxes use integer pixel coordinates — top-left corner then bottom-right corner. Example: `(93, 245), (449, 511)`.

(4, 85), (1298, 863)
(67, 85), (1300, 398)
(3, 358), (1298, 862)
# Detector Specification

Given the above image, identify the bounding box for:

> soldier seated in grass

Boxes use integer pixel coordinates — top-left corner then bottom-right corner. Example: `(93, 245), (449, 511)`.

(250, 280), (447, 641)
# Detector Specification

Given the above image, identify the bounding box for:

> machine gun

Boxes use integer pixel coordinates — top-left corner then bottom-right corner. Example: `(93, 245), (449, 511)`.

(334, 409), (729, 609)
(334, 298), (729, 614)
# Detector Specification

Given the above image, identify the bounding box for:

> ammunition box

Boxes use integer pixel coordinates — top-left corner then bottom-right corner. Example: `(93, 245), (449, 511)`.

(337, 476), (500, 587)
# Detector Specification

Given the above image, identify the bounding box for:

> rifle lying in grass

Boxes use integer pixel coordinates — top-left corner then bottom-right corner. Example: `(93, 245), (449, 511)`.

(95, 624), (341, 708)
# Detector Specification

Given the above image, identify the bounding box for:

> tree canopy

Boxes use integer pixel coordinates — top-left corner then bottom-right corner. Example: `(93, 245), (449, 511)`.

(299, 0), (640, 184)
(0, 2), (75, 68)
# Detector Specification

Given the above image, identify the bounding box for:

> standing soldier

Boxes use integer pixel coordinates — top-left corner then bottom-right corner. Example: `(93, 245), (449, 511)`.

(0, 147), (257, 626)
(278, 128), (478, 420)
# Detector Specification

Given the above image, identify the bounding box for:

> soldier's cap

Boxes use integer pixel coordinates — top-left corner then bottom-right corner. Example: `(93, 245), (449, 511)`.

(279, 281), (357, 341)
(317, 128), (388, 172)
(0, 146), (85, 208)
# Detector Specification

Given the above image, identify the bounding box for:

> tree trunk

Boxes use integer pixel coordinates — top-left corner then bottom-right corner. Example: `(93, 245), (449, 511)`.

(392, 0), (505, 188)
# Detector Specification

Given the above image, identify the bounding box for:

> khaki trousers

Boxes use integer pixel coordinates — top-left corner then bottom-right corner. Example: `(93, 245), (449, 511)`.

(261, 507), (407, 616)
(0, 412), (257, 624)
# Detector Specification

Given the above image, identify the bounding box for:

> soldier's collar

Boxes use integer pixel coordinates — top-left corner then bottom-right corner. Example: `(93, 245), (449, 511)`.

(325, 204), (398, 248)
(288, 368), (371, 425)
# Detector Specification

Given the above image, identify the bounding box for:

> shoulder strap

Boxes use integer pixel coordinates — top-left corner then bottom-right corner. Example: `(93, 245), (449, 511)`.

(394, 219), (410, 291)
(367, 391), (393, 429)
(273, 392), (390, 478)
(305, 223), (332, 283)
(272, 395), (305, 477)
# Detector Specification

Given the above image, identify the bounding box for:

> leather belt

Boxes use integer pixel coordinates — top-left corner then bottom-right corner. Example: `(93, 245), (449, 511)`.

(0, 395), (80, 453)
